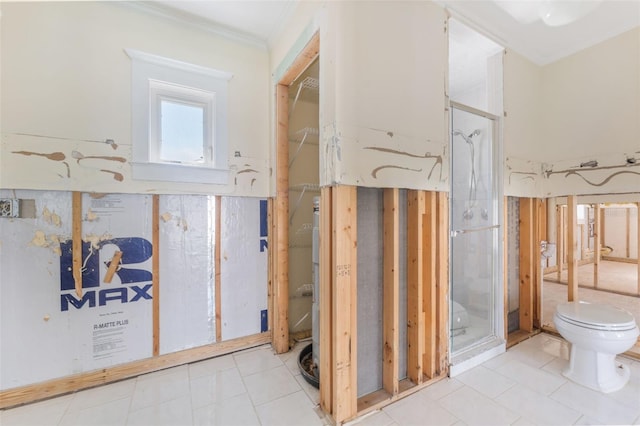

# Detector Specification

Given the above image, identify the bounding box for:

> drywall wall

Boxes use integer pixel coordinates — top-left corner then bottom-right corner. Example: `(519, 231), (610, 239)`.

(504, 28), (640, 198)
(503, 49), (545, 197)
(0, 2), (270, 197)
(271, 1), (448, 192)
(540, 27), (640, 197)
(0, 189), (267, 390)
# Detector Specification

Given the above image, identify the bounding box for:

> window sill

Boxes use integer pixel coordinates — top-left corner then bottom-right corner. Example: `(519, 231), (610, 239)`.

(131, 162), (229, 185)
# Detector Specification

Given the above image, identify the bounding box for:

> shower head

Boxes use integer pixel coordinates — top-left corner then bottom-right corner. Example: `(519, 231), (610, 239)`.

(453, 129), (480, 144)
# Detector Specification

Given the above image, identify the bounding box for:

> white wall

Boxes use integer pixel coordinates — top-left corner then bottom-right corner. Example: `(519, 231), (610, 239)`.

(0, 2), (270, 196)
(503, 27), (640, 198)
(271, 1), (448, 191)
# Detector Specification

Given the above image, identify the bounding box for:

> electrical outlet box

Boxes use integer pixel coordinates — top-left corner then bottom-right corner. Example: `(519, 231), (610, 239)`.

(0, 199), (20, 218)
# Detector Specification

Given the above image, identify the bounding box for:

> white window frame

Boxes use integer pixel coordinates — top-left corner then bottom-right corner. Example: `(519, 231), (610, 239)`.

(126, 48), (232, 184)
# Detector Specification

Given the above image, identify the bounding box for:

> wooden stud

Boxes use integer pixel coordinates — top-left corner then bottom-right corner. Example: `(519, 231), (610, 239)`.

(273, 83), (290, 354)
(278, 33), (320, 86)
(382, 188), (399, 395)
(152, 195), (160, 356)
(519, 198), (534, 332)
(567, 195), (578, 302)
(626, 207), (631, 259)
(406, 190), (425, 384)
(503, 197), (509, 339)
(0, 332), (271, 410)
(103, 251), (123, 284)
(215, 196), (222, 342)
(319, 187), (333, 415)
(533, 199), (546, 329)
(72, 191), (82, 298)
(556, 205), (564, 283)
(435, 191), (449, 376)
(422, 192), (437, 379)
(331, 185), (358, 423)
(594, 203), (601, 290)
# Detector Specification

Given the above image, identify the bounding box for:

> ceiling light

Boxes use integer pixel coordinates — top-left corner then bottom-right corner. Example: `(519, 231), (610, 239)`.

(495, 0), (602, 27)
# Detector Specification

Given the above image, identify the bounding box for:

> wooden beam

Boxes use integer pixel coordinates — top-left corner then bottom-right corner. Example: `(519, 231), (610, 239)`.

(406, 190), (425, 384)
(567, 195), (578, 301)
(278, 32), (320, 86)
(273, 83), (290, 354)
(72, 191), (83, 298)
(504, 197), (509, 339)
(519, 198), (534, 332)
(533, 199), (546, 329)
(319, 187), (333, 415)
(331, 185), (358, 423)
(435, 191), (449, 376)
(626, 207), (631, 258)
(556, 205), (564, 283)
(103, 251), (123, 284)
(152, 195), (160, 356)
(382, 188), (399, 395)
(0, 332), (271, 409)
(594, 203), (601, 290)
(423, 192), (437, 379)
(215, 196), (222, 342)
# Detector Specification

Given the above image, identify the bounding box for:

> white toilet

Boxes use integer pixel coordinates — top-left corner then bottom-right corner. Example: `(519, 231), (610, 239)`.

(554, 301), (639, 393)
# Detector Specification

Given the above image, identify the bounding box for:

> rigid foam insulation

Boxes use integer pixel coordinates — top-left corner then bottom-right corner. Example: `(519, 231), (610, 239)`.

(356, 187), (384, 397)
(0, 190), (268, 391)
(219, 197), (268, 340)
(159, 195), (215, 354)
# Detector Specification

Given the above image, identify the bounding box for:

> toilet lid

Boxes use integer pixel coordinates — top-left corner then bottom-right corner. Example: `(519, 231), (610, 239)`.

(556, 302), (637, 331)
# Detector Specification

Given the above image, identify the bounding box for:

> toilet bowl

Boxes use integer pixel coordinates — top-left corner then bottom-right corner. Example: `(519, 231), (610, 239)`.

(554, 301), (639, 393)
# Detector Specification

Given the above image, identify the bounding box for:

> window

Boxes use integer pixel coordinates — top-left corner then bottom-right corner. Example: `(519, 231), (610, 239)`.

(126, 49), (232, 184)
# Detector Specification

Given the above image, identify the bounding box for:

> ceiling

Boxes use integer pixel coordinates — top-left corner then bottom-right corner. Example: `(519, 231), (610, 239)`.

(151, 0), (640, 65)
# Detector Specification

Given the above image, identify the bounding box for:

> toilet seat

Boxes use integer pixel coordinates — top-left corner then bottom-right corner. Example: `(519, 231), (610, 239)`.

(556, 302), (637, 332)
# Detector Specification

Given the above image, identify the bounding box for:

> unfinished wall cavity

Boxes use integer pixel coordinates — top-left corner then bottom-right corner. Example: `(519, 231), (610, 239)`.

(0, 189), (268, 396)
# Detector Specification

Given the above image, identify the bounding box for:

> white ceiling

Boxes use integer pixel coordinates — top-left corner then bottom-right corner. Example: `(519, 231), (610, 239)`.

(150, 0), (640, 65)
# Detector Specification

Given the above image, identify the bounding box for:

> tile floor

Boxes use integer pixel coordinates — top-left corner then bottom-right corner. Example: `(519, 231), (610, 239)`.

(1, 333), (639, 425)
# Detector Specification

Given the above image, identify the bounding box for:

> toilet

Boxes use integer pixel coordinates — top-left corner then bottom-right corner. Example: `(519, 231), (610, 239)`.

(554, 301), (639, 393)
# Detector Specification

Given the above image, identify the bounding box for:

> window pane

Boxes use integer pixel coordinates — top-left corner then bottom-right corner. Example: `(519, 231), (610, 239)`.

(160, 100), (205, 164)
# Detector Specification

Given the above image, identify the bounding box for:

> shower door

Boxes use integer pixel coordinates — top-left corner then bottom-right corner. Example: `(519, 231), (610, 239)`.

(450, 103), (503, 359)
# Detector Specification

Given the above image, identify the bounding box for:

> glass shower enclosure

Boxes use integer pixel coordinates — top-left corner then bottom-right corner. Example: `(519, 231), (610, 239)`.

(450, 102), (504, 367)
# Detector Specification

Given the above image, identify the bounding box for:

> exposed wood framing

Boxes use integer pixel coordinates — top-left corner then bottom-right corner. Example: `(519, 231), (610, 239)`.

(519, 198), (534, 332)
(594, 203), (601, 289)
(319, 187), (333, 415)
(435, 191), (449, 375)
(406, 190), (425, 384)
(423, 192), (437, 379)
(534, 199), (546, 329)
(567, 196), (578, 301)
(215, 196), (222, 341)
(273, 83), (290, 354)
(382, 188), (399, 395)
(152, 195), (160, 356)
(272, 31), (319, 355)
(72, 191), (82, 298)
(0, 332), (271, 410)
(103, 251), (122, 284)
(277, 33), (319, 86)
(503, 197), (509, 339)
(627, 207), (631, 258)
(556, 205), (565, 282)
(331, 185), (358, 423)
